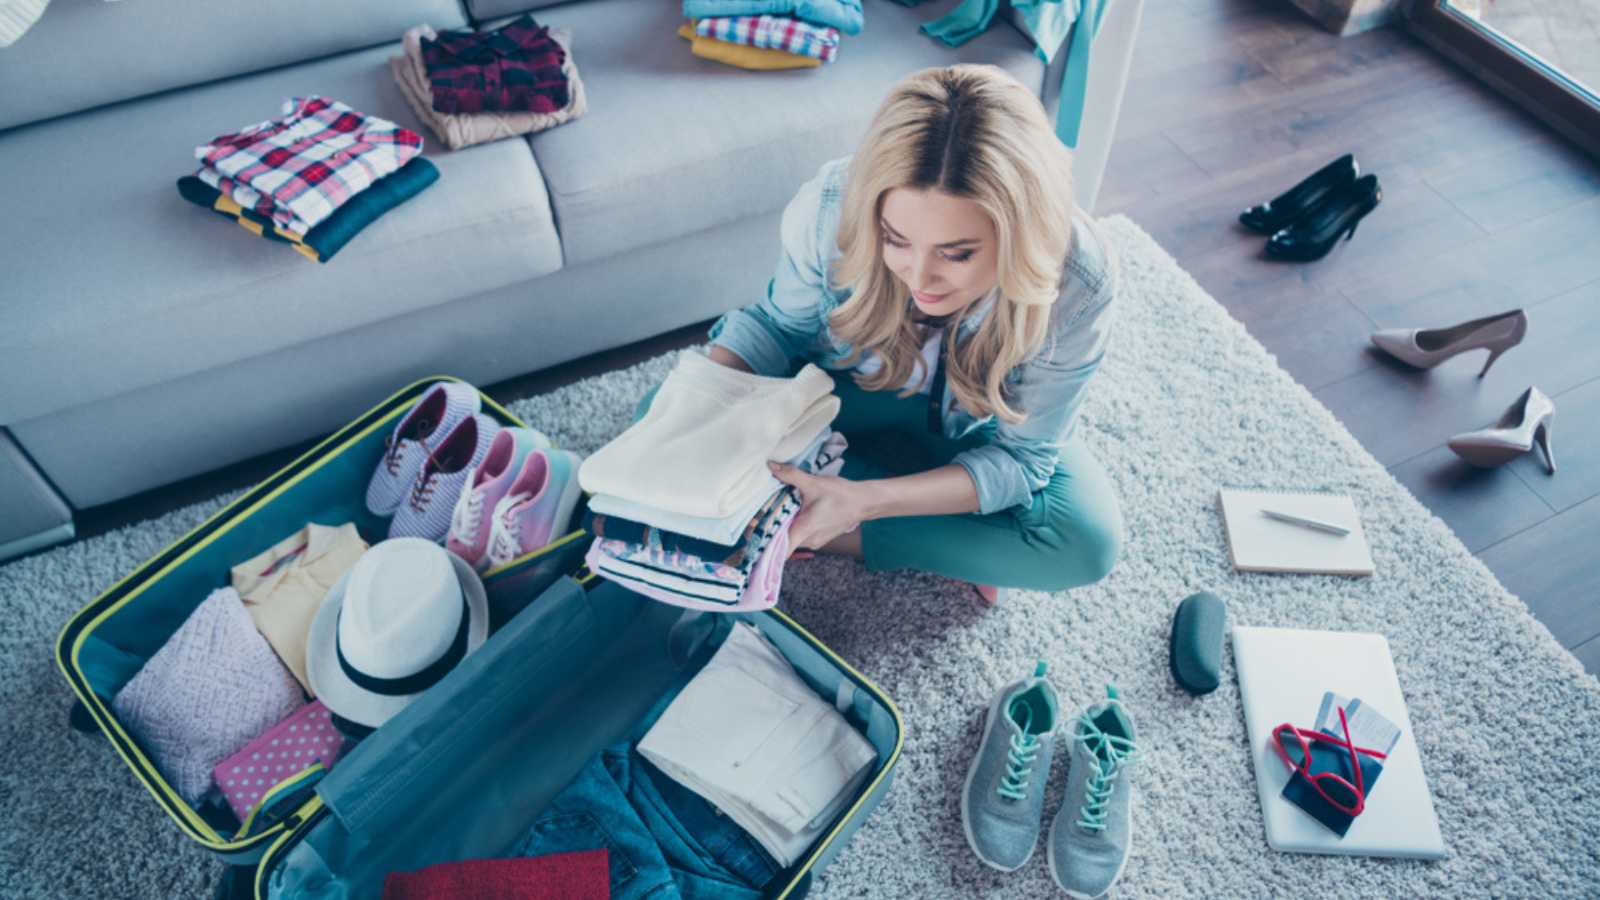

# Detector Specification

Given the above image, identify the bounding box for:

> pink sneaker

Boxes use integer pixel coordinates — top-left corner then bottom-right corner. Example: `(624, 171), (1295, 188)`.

(388, 413), (501, 543)
(446, 427), (551, 571)
(485, 449), (584, 570)
(367, 382), (480, 516)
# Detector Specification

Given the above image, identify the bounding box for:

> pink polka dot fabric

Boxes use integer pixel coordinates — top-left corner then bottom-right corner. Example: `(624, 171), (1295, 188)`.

(212, 700), (348, 823)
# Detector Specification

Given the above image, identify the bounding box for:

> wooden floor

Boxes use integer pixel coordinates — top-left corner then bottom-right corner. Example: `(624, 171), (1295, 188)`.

(1096, 0), (1600, 673)
(76, 0), (1600, 673)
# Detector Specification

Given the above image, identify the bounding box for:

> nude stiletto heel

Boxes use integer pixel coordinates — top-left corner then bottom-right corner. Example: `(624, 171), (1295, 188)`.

(1447, 387), (1556, 474)
(1370, 308), (1527, 375)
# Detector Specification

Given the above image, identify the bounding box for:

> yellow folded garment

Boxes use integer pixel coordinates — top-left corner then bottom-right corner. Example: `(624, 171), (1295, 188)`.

(212, 192), (320, 262)
(677, 22), (821, 70)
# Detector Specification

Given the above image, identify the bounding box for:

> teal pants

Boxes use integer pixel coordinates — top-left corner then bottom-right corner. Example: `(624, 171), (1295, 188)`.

(632, 377), (1122, 592)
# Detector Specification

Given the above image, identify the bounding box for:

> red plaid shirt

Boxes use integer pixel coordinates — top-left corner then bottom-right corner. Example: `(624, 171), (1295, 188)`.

(421, 15), (570, 116)
(195, 96), (423, 236)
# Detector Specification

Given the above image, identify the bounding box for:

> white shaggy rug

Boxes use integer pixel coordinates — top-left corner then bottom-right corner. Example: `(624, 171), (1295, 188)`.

(3, 215), (1597, 898)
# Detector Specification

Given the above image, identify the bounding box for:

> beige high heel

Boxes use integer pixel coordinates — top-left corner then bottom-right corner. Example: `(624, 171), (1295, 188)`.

(1447, 386), (1556, 474)
(1370, 309), (1527, 376)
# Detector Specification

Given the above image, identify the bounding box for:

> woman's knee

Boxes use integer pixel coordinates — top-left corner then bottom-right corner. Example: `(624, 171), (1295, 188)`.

(1022, 499), (1123, 591)
(1066, 513), (1122, 588)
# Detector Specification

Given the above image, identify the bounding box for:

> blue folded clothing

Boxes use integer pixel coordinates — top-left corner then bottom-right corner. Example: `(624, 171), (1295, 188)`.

(176, 157), (439, 263)
(682, 0), (864, 35)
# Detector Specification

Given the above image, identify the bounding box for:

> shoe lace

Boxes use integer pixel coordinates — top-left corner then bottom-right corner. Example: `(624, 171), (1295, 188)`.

(451, 489), (486, 545)
(489, 492), (530, 564)
(997, 731), (1041, 801)
(1074, 713), (1140, 833)
(382, 435), (404, 475)
(997, 701), (1040, 802)
(409, 464), (439, 513)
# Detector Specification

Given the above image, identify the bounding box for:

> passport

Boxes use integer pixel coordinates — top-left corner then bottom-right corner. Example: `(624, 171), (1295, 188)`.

(1281, 727), (1385, 837)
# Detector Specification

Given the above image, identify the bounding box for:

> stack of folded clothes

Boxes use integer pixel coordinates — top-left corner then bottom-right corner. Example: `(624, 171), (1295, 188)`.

(578, 352), (845, 611)
(391, 14), (588, 152)
(179, 96), (438, 263)
(678, 0), (861, 70)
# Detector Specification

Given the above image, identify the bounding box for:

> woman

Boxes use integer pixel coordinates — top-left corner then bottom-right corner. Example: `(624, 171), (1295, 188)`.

(705, 64), (1123, 601)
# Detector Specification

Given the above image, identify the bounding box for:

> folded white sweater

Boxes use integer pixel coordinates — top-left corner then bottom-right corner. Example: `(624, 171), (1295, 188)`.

(580, 353), (839, 518)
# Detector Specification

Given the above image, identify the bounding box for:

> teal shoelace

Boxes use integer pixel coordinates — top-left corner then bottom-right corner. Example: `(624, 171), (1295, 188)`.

(997, 702), (1041, 802)
(1074, 713), (1140, 832)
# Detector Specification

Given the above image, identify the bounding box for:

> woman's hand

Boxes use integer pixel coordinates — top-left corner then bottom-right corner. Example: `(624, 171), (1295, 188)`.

(767, 461), (871, 552)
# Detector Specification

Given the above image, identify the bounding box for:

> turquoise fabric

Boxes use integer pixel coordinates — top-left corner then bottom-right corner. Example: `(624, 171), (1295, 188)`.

(831, 376), (1122, 591)
(918, 0), (1109, 148)
(919, 0), (997, 46)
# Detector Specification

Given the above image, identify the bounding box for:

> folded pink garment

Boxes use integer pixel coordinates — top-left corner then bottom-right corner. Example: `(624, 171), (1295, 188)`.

(213, 700), (348, 822)
(737, 513), (791, 610)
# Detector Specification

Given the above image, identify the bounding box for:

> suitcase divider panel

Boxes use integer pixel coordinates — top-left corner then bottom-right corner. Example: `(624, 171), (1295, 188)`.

(259, 580), (904, 899)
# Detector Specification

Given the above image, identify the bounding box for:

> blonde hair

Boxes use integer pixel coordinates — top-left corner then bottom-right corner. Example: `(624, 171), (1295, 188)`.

(829, 64), (1077, 424)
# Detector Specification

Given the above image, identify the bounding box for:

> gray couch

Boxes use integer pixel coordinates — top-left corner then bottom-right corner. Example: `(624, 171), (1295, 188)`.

(0, 0), (1142, 561)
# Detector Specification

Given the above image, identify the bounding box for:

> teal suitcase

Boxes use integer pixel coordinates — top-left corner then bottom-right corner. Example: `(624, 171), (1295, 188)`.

(56, 377), (904, 899)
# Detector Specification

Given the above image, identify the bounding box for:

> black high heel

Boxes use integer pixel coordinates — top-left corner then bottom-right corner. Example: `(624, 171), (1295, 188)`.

(1265, 174), (1382, 262)
(1238, 153), (1359, 234)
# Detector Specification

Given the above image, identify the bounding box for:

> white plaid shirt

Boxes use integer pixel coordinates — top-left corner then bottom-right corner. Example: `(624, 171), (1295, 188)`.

(195, 96), (423, 236)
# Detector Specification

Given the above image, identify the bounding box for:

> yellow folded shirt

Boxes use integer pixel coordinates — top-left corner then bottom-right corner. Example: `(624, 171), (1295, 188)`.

(677, 22), (821, 70)
(211, 191), (320, 262)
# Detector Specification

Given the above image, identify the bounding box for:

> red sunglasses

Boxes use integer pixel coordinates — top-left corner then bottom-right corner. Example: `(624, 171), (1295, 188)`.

(1271, 705), (1388, 817)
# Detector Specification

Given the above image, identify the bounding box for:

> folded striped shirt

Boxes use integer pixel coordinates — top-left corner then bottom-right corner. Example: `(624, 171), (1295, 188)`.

(695, 15), (841, 62)
(591, 489), (799, 606)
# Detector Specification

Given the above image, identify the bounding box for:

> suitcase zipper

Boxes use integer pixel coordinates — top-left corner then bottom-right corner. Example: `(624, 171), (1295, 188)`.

(253, 798), (329, 900)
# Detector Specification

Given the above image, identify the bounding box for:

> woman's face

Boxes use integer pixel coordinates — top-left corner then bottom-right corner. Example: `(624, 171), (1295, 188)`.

(878, 186), (999, 318)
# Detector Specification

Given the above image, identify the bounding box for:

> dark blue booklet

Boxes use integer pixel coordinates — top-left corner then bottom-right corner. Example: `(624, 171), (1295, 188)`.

(1281, 728), (1385, 837)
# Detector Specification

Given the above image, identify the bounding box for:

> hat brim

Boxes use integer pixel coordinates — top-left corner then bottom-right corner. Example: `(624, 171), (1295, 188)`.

(306, 550), (489, 729)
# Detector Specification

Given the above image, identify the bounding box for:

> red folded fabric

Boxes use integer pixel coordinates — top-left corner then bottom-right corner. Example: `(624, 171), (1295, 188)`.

(382, 850), (609, 900)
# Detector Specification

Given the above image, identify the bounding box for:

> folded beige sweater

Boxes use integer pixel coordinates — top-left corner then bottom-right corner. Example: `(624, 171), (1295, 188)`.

(580, 353), (840, 519)
(390, 24), (587, 152)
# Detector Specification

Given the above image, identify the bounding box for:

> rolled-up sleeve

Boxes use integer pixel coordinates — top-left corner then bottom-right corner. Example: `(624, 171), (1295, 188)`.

(953, 261), (1117, 515)
(708, 167), (832, 377)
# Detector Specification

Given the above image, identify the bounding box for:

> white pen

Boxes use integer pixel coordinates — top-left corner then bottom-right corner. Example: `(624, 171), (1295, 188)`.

(1260, 508), (1350, 536)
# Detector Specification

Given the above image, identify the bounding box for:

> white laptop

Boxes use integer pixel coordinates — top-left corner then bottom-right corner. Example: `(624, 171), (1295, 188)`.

(1232, 626), (1446, 859)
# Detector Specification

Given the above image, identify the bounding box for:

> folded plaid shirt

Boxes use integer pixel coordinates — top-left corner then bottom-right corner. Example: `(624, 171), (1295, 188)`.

(421, 14), (570, 115)
(196, 96), (423, 236)
(695, 15), (841, 63)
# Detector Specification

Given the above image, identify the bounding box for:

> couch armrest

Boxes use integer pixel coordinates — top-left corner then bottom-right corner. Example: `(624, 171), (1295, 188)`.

(0, 429), (74, 562)
(1000, 0), (1145, 213)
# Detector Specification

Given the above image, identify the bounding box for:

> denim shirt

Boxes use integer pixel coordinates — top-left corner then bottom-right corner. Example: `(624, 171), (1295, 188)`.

(709, 156), (1117, 515)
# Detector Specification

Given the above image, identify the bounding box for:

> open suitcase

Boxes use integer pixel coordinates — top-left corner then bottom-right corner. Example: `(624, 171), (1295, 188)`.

(56, 376), (904, 899)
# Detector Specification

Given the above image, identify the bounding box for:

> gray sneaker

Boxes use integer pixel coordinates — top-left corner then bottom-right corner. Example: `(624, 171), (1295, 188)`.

(1048, 685), (1140, 898)
(961, 661), (1060, 871)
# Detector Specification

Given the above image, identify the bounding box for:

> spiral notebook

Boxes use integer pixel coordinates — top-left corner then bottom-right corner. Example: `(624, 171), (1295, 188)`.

(1218, 488), (1374, 576)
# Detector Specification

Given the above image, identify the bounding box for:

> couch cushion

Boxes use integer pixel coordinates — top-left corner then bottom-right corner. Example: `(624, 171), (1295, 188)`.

(0, 0), (469, 132)
(465, 0), (572, 24)
(0, 43), (562, 425)
(525, 0), (1044, 267)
